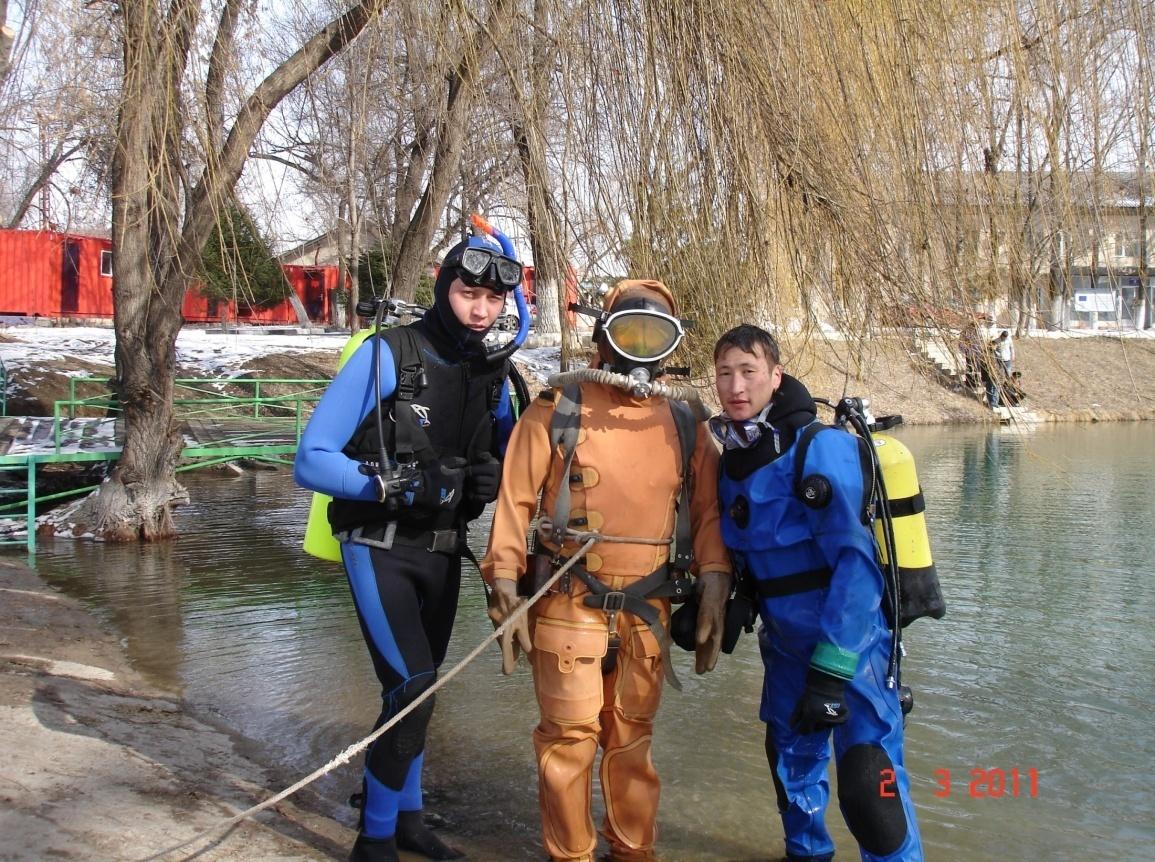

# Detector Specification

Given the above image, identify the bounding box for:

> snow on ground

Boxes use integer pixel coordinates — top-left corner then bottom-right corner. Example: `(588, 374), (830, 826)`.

(0, 322), (564, 382)
(3, 320), (1148, 389)
(0, 324), (348, 377)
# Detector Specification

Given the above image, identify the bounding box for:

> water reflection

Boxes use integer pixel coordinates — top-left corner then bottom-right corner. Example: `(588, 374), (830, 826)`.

(21, 424), (1155, 860)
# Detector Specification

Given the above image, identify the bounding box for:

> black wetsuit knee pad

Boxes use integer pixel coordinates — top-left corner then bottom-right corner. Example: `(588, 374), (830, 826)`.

(837, 744), (908, 856)
(764, 724), (789, 814)
(368, 677), (437, 790)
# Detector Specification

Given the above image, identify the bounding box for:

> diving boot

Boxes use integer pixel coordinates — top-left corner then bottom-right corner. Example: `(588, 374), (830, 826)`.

(349, 834), (400, 862)
(396, 809), (466, 860)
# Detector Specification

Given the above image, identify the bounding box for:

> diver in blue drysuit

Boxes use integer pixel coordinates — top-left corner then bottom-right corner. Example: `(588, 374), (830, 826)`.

(294, 235), (519, 862)
(712, 325), (922, 862)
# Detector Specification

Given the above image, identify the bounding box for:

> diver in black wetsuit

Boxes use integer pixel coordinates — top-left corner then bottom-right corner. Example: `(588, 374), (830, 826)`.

(294, 233), (524, 862)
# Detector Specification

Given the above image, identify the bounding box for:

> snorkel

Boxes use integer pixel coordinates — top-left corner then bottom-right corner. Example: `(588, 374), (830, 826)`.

(469, 213), (531, 364)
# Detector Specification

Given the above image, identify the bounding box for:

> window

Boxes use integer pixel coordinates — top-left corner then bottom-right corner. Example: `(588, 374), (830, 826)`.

(1114, 233), (1140, 260)
(100, 250), (113, 277)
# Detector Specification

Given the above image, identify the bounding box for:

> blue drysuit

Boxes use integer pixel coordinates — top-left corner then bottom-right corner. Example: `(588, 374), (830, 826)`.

(717, 379), (922, 862)
(295, 314), (513, 850)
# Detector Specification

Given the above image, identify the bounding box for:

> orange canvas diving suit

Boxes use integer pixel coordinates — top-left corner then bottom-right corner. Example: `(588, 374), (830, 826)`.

(481, 378), (730, 862)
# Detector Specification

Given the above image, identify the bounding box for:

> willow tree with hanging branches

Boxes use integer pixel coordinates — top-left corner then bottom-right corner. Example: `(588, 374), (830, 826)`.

(70, 0), (401, 540)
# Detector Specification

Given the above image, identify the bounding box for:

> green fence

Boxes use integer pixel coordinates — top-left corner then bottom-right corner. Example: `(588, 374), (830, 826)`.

(0, 376), (331, 555)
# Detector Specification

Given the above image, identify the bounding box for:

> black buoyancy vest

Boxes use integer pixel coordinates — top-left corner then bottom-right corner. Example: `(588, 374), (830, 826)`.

(328, 321), (509, 532)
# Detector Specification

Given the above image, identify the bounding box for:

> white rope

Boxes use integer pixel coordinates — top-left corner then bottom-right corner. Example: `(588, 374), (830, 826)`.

(135, 537), (599, 862)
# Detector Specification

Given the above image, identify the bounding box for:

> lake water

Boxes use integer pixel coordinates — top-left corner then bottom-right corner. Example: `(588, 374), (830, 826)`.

(21, 423), (1155, 861)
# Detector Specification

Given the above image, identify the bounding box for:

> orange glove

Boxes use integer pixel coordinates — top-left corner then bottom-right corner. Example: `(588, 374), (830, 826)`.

(487, 578), (534, 675)
(694, 571), (731, 674)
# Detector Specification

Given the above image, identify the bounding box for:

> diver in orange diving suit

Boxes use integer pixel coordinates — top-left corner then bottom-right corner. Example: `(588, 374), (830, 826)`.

(481, 280), (732, 862)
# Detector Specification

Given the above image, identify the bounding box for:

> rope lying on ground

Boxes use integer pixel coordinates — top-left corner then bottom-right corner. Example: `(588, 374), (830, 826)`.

(139, 534), (612, 862)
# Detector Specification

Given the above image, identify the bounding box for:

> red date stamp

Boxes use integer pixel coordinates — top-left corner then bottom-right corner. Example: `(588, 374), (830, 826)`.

(879, 768), (1039, 798)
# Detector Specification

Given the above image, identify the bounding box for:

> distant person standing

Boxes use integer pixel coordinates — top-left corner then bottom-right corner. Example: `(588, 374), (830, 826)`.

(957, 322), (981, 388)
(994, 330), (1015, 376)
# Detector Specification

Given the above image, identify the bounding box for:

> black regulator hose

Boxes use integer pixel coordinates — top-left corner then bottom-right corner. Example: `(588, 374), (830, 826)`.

(371, 298), (391, 482)
(508, 362), (531, 419)
(815, 398), (904, 689)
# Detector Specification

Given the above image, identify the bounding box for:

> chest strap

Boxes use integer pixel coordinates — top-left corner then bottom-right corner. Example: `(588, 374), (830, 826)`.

(754, 567), (832, 598)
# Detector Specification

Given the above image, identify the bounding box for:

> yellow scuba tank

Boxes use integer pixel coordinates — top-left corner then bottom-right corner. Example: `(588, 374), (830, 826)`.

(301, 327), (375, 562)
(871, 433), (946, 626)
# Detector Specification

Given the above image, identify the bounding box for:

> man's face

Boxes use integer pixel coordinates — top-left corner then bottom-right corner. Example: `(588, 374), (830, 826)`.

(447, 279), (506, 332)
(714, 344), (782, 421)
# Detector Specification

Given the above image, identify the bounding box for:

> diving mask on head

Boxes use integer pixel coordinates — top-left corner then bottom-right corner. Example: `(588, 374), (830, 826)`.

(601, 308), (684, 366)
(586, 281), (689, 387)
(454, 246), (523, 290)
(431, 218), (531, 363)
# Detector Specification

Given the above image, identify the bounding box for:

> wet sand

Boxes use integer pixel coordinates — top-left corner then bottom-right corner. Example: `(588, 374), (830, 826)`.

(0, 557), (475, 862)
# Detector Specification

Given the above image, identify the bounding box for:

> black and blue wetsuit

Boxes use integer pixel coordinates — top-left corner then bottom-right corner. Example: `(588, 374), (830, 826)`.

(717, 375), (923, 862)
(295, 310), (513, 857)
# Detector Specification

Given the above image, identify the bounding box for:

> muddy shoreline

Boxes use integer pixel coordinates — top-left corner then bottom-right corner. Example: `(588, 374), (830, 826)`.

(0, 557), (476, 862)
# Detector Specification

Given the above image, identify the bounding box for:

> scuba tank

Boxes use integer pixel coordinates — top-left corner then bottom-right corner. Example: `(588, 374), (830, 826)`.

(302, 327), (375, 562)
(870, 431), (945, 627)
(813, 397), (945, 630)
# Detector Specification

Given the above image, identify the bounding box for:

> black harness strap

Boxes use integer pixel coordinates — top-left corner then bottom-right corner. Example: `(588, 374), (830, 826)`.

(667, 398), (697, 573)
(887, 491), (925, 518)
(754, 567), (833, 598)
(573, 564), (690, 687)
(390, 327), (435, 465)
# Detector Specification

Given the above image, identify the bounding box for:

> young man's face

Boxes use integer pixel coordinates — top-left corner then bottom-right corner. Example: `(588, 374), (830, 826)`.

(447, 279), (506, 332)
(714, 344), (782, 421)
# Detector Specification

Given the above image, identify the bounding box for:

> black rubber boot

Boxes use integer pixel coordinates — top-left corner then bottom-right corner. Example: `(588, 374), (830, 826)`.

(396, 809), (465, 860)
(349, 834), (400, 862)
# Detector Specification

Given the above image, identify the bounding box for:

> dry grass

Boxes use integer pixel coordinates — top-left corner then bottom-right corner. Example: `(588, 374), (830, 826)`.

(6, 336), (1154, 426)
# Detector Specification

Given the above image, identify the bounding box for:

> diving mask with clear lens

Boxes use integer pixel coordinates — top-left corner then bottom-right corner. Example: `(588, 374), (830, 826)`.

(602, 309), (685, 364)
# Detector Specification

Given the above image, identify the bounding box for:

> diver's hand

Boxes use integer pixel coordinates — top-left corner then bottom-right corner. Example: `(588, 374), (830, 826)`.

(791, 669), (850, 734)
(486, 578), (533, 675)
(403, 458), (467, 510)
(694, 571), (731, 674)
(464, 453), (502, 504)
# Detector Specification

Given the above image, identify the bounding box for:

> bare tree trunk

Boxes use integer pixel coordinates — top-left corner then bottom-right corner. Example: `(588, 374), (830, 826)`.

(512, 0), (565, 351)
(0, 0), (14, 89)
(70, 0), (394, 541)
(389, 0), (514, 302)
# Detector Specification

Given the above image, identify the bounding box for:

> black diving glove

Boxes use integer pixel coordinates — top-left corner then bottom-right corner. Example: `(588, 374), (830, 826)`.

(791, 668), (850, 735)
(399, 458), (467, 512)
(464, 453), (503, 504)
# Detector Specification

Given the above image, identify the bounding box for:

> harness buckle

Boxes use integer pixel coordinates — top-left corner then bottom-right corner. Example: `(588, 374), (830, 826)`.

(598, 591), (627, 613)
(427, 529), (460, 554)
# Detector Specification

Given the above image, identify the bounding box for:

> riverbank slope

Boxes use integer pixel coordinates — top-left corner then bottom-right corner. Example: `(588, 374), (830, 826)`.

(4, 326), (1153, 425)
(779, 330), (1155, 424)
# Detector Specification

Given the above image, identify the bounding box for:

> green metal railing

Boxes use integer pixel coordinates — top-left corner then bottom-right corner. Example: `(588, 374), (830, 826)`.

(52, 377), (329, 453)
(0, 376), (331, 554)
